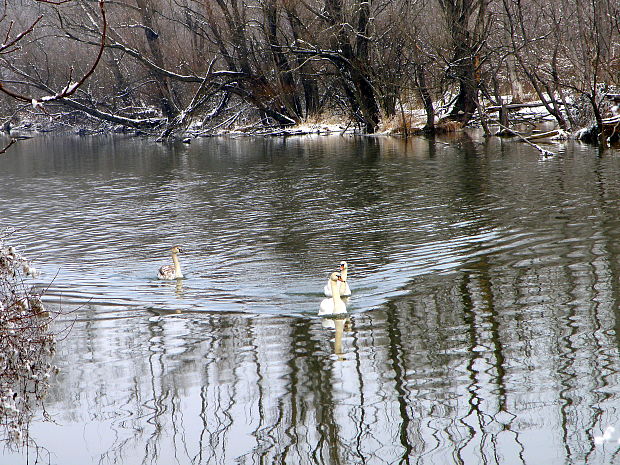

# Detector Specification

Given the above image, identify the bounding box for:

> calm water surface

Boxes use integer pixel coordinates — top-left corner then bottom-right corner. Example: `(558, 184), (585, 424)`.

(2, 134), (620, 464)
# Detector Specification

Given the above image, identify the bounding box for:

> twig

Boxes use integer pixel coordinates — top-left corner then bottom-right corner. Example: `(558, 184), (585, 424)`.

(0, 138), (17, 154)
(0, 0), (107, 104)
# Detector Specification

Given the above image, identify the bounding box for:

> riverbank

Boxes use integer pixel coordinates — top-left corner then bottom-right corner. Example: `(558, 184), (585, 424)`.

(2, 98), (617, 151)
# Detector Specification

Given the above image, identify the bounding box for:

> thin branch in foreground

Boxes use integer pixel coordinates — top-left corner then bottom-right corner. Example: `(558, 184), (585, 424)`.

(0, 138), (17, 154)
(33, 0), (72, 4)
(0, 16), (43, 56)
(0, 0), (107, 104)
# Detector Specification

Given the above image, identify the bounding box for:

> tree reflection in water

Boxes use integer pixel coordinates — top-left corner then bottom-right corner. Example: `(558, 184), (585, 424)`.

(39, 256), (620, 465)
(6, 136), (620, 464)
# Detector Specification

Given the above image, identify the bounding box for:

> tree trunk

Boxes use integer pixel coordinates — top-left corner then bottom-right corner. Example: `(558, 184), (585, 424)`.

(324, 0), (381, 133)
(438, 0), (485, 126)
(415, 63), (435, 130)
(135, 0), (176, 118)
(507, 55), (525, 104)
(449, 69), (478, 125)
(263, 0), (302, 120)
(283, 3), (320, 118)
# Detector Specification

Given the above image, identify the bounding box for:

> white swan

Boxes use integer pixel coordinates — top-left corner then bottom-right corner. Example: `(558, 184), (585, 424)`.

(157, 246), (184, 280)
(319, 272), (347, 315)
(323, 261), (351, 297)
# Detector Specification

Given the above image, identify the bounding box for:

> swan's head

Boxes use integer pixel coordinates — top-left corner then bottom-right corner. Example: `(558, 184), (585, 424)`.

(339, 261), (348, 271)
(329, 272), (343, 282)
(171, 245), (183, 254)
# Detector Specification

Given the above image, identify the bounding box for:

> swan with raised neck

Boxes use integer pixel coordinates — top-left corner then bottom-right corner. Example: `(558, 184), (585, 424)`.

(158, 246), (184, 280)
(324, 261), (351, 297)
(319, 272), (347, 315)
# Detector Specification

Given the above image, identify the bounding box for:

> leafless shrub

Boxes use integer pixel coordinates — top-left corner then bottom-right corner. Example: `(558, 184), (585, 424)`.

(0, 235), (58, 452)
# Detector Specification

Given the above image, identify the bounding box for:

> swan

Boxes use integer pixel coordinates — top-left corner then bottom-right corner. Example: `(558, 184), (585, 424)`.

(323, 261), (351, 297)
(157, 246), (184, 280)
(319, 272), (347, 315)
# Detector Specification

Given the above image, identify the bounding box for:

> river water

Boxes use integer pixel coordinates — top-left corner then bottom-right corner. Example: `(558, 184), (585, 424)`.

(1, 133), (620, 464)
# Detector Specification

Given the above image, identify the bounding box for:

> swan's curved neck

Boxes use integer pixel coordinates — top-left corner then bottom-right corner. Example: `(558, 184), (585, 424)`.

(331, 279), (343, 303)
(340, 268), (347, 282)
(172, 252), (182, 277)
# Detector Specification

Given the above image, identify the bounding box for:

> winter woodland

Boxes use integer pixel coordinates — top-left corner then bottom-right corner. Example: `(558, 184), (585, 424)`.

(0, 0), (619, 141)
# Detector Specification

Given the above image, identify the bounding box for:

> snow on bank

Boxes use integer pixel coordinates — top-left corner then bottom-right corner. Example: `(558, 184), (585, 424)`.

(215, 122), (358, 137)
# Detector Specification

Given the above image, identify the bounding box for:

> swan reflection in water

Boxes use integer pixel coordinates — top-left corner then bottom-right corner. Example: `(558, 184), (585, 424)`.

(322, 315), (351, 357)
(319, 267), (351, 357)
(153, 271), (185, 299)
(174, 279), (184, 297)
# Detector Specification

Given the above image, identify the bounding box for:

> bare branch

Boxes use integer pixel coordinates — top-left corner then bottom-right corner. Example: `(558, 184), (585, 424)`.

(0, 0), (107, 104)
(0, 138), (16, 154)
(0, 16), (43, 55)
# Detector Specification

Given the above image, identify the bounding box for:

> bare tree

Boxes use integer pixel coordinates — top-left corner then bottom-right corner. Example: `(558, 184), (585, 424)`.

(500, 0), (569, 130)
(1, 0), (620, 139)
(556, 0), (616, 141)
(437, 0), (491, 126)
(0, 0), (107, 108)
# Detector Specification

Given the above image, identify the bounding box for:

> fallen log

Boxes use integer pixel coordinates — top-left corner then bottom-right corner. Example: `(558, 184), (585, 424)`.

(601, 117), (620, 143)
(526, 130), (560, 141)
(495, 122), (556, 157)
(485, 101), (563, 113)
(602, 116), (620, 124)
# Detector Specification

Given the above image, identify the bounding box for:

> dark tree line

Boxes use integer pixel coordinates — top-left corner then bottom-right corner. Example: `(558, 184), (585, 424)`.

(1, 0), (619, 139)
